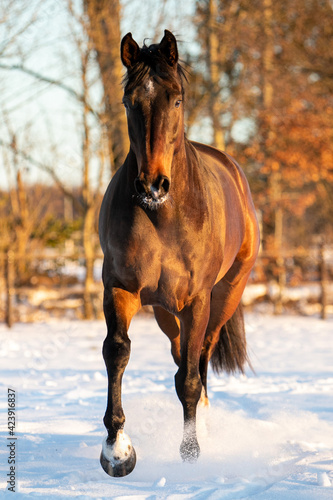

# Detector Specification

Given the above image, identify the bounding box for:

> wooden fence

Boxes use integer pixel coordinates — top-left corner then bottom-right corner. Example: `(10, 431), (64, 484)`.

(250, 243), (331, 319)
(0, 250), (104, 327)
(1, 245), (332, 327)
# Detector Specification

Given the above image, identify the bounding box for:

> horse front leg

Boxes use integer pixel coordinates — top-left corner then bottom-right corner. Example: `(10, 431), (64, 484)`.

(100, 285), (140, 477)
(175, 292), (210, 462)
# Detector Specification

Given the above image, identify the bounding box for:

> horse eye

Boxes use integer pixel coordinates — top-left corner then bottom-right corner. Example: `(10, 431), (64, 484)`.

(123, 97), (132, 110)
(175, 100), (182, 108)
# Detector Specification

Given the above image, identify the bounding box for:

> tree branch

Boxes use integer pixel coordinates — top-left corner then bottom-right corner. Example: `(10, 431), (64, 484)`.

(0, 63), (100, 120)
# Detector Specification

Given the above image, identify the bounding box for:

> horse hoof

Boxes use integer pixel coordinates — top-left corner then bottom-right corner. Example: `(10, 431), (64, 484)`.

(100, 432), (136, 477)
(180, 437), (200, 463)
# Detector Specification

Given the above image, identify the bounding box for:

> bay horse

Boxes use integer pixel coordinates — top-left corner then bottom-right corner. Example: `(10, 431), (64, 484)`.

(99, 30), (260, 477)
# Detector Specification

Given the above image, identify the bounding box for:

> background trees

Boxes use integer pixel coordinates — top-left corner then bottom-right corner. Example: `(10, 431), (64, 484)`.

(193, 0), (333, 250)
(0, 0), (332, 319)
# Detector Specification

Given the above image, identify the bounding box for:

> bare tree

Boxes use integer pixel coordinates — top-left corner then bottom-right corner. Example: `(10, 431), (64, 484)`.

(0, 0), (107, 318)
(84, 0), (129, 174)
(60, 1), (107, 318)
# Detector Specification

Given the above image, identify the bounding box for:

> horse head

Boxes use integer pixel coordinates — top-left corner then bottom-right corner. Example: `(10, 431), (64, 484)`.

(121, 30), (186, 209)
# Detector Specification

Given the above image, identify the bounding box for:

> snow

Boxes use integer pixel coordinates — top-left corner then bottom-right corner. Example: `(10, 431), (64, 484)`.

(0, 313), (333, 499)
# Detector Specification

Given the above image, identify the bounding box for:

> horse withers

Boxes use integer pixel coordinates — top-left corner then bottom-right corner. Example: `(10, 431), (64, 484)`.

(99, 30), (260, 477)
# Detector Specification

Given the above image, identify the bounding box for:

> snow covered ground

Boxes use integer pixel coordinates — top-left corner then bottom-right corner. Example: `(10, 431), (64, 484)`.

(0, 313), (333, 499)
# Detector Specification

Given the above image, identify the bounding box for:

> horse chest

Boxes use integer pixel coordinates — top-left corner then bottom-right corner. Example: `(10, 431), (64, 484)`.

(109, 214), (221, 310)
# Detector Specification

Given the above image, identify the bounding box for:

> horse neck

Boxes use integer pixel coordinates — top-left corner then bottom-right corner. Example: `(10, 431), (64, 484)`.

(172, 138), (203, 194)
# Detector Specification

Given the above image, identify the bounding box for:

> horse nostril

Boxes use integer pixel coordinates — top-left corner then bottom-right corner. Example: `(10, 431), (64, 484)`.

(160, 176), (170, 194)
(152, 176), (170, 197)
(135, 174), (170, 202)
(134, 177), (146, 196)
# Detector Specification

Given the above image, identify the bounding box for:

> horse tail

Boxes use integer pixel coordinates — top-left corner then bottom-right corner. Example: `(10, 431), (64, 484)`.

(210, 303), (252, 374)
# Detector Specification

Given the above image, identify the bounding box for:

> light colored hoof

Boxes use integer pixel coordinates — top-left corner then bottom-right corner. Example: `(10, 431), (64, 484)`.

(100, 431), (136, 477)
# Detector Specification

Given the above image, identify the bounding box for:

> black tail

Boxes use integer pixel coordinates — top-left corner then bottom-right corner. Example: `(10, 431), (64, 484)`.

(210, 303), (251, 374)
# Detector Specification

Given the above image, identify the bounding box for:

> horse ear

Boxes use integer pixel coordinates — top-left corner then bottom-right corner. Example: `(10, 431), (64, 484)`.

(121, 33), (140, 68)
(159, 30), (178, 67)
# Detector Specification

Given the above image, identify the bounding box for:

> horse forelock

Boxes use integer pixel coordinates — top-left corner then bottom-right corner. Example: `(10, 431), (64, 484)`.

(122, 42), (187, 95)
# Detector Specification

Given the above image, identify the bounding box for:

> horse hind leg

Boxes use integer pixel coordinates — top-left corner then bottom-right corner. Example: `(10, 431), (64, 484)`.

(198, 278), (252, 410)
(198, 355), (210, 407)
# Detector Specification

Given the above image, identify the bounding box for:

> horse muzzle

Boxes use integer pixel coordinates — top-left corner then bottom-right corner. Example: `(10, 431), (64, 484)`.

(134, 174), (170, 208)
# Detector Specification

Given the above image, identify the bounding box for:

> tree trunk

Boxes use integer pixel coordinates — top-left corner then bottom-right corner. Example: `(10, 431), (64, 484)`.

(319, 241), (328, 320)
(84, 0), (129, 175)
(5, 250), (15, 328)
(81, 45), (95, 320)
(14, 161), (30, 280)
(262, 0), (274, 109)
(83, 205), (95, 319)
(207, 0), (225, 151)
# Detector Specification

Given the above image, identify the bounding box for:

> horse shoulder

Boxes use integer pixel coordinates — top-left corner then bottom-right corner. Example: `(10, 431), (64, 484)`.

(190, 141), (248, 194)
(190, 141), (260, 272)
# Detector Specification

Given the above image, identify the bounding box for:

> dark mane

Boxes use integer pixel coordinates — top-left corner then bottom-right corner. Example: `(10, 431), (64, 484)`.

(122, 41), (187, 94)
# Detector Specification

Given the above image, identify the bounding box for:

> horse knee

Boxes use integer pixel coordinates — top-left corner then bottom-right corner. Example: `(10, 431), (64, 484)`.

(103, 336), (131, 368)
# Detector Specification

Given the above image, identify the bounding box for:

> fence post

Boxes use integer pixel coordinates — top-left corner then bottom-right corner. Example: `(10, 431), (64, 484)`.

(83, 256), (94, 320)
(274, 256), (286, 315)
(319, 241), (328, 320)
(5, 250), (15, 328)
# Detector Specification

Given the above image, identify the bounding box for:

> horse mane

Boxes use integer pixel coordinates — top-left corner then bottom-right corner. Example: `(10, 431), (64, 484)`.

(122, 41), (188, 95)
